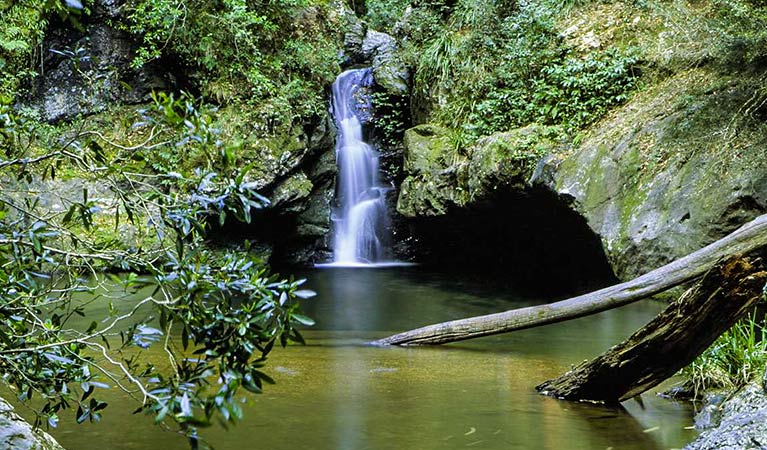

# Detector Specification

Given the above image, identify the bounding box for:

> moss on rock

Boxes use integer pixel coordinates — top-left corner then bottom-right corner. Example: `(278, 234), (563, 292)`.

(397, 124), (554, 217)
(552, 68), (767, 279)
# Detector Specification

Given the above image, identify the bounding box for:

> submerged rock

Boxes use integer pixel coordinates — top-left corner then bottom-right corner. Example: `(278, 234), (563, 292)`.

(0, 398), (65, 450)
(686, 383), (767, 450)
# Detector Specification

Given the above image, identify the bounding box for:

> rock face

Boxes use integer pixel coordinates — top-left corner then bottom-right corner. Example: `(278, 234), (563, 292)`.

(268, 137), (338, 264)
(26, 0), (170, 122)
(364, 31), (410, 96)
(343, 16), (410, 96)
(396, 69), (767, 282)
(547, 69), (767, 280)
(0, 398), (64, 450)
(686, 382), (767, 450)
(215, 112), (338, 266)
(397, 124), (551, 217)
(395, 123), (616, 293)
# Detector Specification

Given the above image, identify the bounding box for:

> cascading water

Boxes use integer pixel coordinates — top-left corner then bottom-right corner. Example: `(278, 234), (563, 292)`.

(325, 68), (392, 266)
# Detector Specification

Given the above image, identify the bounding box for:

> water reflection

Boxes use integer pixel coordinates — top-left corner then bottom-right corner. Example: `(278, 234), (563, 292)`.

(35, 267), (696, 450)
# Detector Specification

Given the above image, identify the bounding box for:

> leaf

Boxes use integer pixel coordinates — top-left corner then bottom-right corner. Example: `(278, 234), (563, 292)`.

(155, 405), (168, 423)
(81, 384), (94, 401)
(182, 327), (189, 351)
(76, 406), (88, 424)
(293, 289), (316, 299)
(292, 314), (315, 326)
(43, 353), (73, 365)
(179, 392), (192, 417)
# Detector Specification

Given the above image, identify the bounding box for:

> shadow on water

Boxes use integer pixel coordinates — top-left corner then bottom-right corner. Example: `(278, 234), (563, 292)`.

(32, 268), (697, 450)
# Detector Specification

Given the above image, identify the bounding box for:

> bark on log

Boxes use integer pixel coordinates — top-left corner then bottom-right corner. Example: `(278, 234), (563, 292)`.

(535, 256), (767, 403)
(372, 214), (767, 346)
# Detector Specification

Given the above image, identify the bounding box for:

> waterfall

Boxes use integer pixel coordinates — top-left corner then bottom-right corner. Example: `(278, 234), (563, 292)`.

(326, 68), (391, 266)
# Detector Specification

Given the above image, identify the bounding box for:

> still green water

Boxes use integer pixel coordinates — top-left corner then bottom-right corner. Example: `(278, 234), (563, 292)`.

(43, 267), (697, 450)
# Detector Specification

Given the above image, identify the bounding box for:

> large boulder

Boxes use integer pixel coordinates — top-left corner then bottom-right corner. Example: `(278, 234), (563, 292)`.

(342, 14), (410, 96)
(547, 69), (767, 280)
(363, 31), (410, 96)
(397, 124), (468, 216)
(245, 112), (337, 265)
(0, 398), (65, 450)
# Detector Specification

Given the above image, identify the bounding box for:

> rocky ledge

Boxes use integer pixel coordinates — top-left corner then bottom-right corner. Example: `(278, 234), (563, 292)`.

(0, 398), (64, 450)
(685, 379), (767, 450)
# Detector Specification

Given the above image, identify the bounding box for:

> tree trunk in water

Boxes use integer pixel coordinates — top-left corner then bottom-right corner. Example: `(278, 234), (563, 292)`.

(535, 256), (767, 403)
(372, 214), (767, 346)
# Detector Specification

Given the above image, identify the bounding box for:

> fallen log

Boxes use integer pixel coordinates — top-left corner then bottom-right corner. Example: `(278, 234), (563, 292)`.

(536, 256), (767, 403)
(372, 213), (767, 346)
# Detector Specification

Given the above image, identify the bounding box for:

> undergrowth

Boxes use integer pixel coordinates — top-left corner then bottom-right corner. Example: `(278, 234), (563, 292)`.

(681, 310), (767, 397)
(399, 0), (641, 147)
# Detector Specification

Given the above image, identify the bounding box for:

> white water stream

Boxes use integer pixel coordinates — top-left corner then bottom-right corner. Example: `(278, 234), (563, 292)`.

(323, 68), (393, 266)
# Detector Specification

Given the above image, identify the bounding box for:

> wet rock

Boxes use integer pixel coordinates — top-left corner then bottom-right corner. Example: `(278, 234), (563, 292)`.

(396, 124), (552, 217)
(360, 31), (410, 95)
(362, 30), (392, 59)
(685, 383), (767, 450)
(25, 8), (169, 122)
(342, 15), (410, 96)
(0, 398), (65, 450)
(343, 20), (368, 64)
(695, 405), (723, 430)
(245, 115), (337, 266)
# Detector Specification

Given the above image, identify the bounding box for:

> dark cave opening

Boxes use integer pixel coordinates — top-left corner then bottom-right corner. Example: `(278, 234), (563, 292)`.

(402, 187), (617, 297)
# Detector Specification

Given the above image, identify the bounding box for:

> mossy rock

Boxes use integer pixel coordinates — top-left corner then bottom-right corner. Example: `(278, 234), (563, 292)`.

(397, 124), (467, 216)
(552, 68), (767, 279)
(270, 172), (314, 212)
(397, 124), (553, 217)
(0, 398), (65, 450)
(467, 125), (553, 203)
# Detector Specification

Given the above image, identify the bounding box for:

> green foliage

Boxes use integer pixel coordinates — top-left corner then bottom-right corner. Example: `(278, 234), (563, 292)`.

(141, 91), (233, 175)
(364, 0), (410, 30)
(0, 0), (87, 102)
(371, 90), (409, 147)
(403, 0), (640, 145)
(126, 0), (341, 131)
(475, 48), (639, 135)
(681, 311), (767, 396)
(0, 97), (315, 443)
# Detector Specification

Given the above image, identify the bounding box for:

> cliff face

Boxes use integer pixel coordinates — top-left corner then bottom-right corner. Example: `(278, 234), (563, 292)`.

(22, 0), (169, 123)
(11, 0), (350, 266)
(395, 68), (767, 282)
